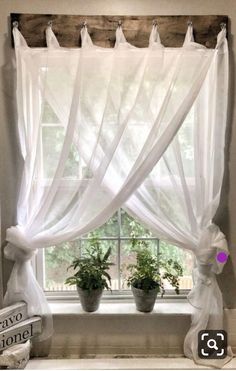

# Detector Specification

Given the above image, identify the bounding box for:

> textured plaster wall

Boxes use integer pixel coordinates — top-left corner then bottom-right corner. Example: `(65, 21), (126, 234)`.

(0, 0), (236, 308)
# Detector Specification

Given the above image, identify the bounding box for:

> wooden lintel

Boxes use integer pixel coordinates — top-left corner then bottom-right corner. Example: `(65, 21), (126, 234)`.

(10, 14), (228, 48)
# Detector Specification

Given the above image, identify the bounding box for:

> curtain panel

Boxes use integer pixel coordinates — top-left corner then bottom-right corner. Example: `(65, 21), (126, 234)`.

(4, 23), (231, 367)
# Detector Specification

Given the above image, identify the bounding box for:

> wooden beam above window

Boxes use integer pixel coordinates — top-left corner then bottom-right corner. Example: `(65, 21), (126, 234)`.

(10, 14), (228, 48)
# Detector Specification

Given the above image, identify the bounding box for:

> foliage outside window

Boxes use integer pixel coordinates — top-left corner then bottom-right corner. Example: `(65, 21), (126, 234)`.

(43, 208), (193, 293)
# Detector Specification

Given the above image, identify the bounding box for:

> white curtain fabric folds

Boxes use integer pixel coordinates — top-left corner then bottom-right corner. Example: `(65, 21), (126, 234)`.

(5, 23), (231, 367)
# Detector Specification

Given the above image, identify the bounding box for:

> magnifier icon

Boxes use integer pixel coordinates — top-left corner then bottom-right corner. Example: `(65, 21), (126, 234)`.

(207, 339), (218, 351)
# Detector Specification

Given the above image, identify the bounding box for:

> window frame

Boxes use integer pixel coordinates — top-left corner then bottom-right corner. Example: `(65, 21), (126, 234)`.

(34, 207), (192, 300)
(35, 242), (190, 301)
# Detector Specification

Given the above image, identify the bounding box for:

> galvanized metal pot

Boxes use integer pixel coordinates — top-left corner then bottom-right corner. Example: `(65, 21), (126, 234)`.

(77, 286), (103, 312)
(131, 286), (158, 312)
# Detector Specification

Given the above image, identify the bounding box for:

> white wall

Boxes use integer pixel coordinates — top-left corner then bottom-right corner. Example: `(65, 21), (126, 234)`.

(49, 304), (236, 357)
(1, 0), (236, 307)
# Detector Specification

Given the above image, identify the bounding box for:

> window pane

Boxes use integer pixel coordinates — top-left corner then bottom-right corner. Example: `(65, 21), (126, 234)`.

(43, 209), (194, 294)
(44, 240), (80, 291)
(121, 209), (153, 237)
(159, 241), (193, 290)
(42, 126), (64, 178)
(63, 142), (80, 179)
(120, 239), (158, 290)
(82, 212), (119, 238)
(42, 127), (80, 179)
(45, 239), (119, 291)
(42, 101), (60, 124)
(178, 112), (194, 177)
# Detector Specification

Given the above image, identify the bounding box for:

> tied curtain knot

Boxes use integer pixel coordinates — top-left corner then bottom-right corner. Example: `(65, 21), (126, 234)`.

(5, 225), (37, 262)
(196, 223), (228, 273)
(187, 223), (228, 310)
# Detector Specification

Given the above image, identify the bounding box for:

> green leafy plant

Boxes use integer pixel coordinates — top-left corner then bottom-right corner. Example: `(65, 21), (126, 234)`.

(126, 236), (183, 295)
(65, 235), (114, 291)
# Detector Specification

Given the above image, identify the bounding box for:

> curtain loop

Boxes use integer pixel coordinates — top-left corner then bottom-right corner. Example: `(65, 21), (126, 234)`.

(12, 27), (28, 48)
(149, 23), (162, 47)
(216, 26), (227, 49)
(115, 25), (127, 48)
(46, 25), (60, 49)
(80, 24), (93, 48)
(183, 22), (194, 46)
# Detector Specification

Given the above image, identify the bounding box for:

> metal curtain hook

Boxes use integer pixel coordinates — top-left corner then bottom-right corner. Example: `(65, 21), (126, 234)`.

(220, 22), (226, 30)
(152, 19), (158, 27)
(13, 21), (19, 28)
(118, 20), (122, 28)
(82, 21), (87, 28)
(187, 20), (193, 27)
(48, 20), (53, 28)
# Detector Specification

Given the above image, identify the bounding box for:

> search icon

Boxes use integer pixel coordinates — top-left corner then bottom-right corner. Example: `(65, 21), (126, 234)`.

(198, 330), (227, 359)
(207, 339), (218, 350)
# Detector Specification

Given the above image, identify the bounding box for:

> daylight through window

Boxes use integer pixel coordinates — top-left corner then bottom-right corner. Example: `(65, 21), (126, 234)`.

(37, 101), (194, 295)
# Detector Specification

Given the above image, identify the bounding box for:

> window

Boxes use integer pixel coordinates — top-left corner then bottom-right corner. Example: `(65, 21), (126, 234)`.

(36, 101), (194, 297)
(36, 208), (193, 295)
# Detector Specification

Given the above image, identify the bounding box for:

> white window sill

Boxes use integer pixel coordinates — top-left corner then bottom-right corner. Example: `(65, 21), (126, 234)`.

(49, 301), (194, 316)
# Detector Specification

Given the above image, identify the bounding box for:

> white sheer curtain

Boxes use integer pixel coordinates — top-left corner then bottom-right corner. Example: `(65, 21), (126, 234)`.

(4, 23), (230, 366)
(124, 27), (232, 367)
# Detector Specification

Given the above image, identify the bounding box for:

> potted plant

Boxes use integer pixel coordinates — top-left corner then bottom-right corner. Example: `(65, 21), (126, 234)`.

(65, 236), (113, 312)
(127, 240), (183, 312)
